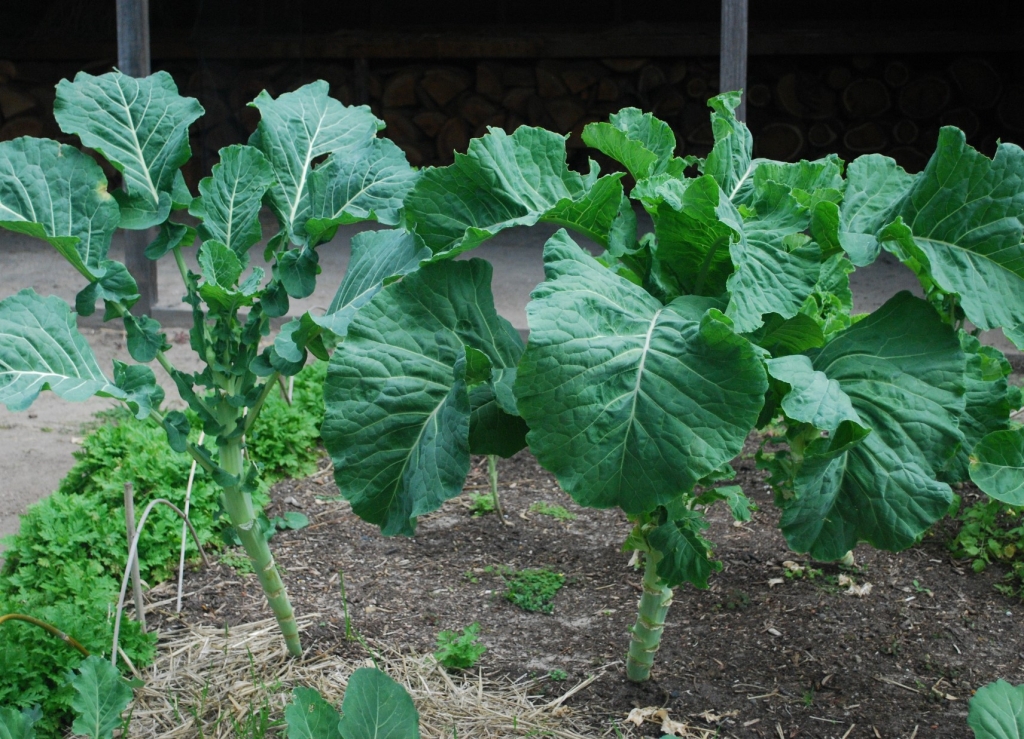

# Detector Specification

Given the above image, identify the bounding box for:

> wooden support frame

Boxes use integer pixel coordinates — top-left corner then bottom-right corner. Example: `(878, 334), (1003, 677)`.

(720, 0), (748, 121)
(116, 0), (157, 317)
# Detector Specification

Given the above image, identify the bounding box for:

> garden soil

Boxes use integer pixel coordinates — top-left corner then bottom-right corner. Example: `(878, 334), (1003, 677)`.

(156, 440), (1024, 739)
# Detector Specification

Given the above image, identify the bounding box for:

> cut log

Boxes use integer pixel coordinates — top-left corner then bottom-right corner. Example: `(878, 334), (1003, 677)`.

(501, 66), (534, 88)
(899, 77), (950, 119)
(755, 122), (804, 160)
(948, 57), (1002, 110)
(413, 110), (447, 138)
(843, 78), (890, 117)
(421, 68), (471, 107)
(536, 64), (568, 99)
(747, 83), (772, 108)
(382, 71), (419, 108)
(776, 73), (837, 120)
(826, 67), (852, 90)
(884, 61), (911, 88)
(527, 95), (554, 128)
(476, 62), (504, 102)
(472, 113), (507, 139)
(436, 117), (469, 163)
(686, 77), (708, 99)
(892, 119), (919, 145)
(397, 142), (425, 167)
(807, 122), (838, 148)
(0, 61), (16, 83)
(602, 58), (648, 73)
(851, 55), (874, 71)
(204, 120), (241, 155)
(597, 77), (618, 102)
(460, 94), (500, 127)
(998, 84), (1024, 132)
(367, 73), (382, 101)
(844, 121), (888, 152)
(668, 62), (688, 85)
(382, 111), (420, 145)
(0, 116), (42, 141)
(561, 62), (603, 94)
(940, 107), (980, 138)
(502, 87), (534, 117)
(653, 88), (687, 117)
(888, 146), (928, 174)
(687, 122), (715, 146)
(568, 117), (600, 149)
(506, 114), (526, 133)
(639, 65), (667, 94)
(0, 87), (36, 119)
(547, 97), (586, 132)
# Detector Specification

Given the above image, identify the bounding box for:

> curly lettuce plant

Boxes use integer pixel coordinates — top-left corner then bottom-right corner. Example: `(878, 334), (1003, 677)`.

(0, 71), (419, 655)
(322, 90), (1024, 681)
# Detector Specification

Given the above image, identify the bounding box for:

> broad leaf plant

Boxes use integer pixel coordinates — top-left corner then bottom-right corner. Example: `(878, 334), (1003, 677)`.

(321, 92), (1024, 681)
(0, 72), (420, 655)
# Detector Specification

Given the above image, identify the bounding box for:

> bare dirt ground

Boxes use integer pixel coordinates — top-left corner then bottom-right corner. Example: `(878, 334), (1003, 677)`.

(155, 443), (1023, 739)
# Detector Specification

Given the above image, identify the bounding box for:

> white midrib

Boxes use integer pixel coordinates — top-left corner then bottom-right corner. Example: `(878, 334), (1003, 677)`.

(286, 115), (327, 230)
(619, 309), (662, 472)
(115, 83), (159, 204)
(729, 160), (757, 202)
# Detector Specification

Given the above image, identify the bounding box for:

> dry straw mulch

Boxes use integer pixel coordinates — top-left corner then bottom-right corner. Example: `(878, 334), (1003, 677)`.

(127, 614), (634, 738)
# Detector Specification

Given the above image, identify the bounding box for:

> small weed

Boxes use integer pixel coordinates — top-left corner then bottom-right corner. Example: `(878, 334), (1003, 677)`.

(468, 492), (497, 517)
(434, 622), (487, 669)
(912, 579), (933, 597)
(548, 669), (568, 681)
(504, 568), (565, 614)
(529, 501), (577, 521)
(802, 689), (814, 707)
(950, 495), (1024, 597)
(220, 548), (255, 575)
(463, 570), (480, 584)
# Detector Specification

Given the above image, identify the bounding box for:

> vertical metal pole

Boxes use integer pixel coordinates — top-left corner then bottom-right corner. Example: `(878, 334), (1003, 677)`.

(117, 0), (157, 316)
(720, 0), (749, 122)
(123, 483), (147, 632)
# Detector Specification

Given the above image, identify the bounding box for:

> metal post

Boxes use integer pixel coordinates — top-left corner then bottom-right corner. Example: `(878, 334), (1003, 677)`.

(117, 0), (157, 315)
(720, 0), (749, 122)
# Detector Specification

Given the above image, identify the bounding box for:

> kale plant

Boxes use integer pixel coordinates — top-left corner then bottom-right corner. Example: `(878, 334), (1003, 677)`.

(322, 91), (1024, 681)
(0, 71), (418, 655)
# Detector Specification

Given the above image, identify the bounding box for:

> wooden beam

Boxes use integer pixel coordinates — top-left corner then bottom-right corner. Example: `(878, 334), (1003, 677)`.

(720, 0), (748, 121)
(6, 23), (1023, 61)
(116, 0), (157, 317)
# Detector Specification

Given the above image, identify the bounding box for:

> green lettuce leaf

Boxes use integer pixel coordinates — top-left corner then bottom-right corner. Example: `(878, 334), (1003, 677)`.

(249, 81), (382, 245)
(582, 107), (690, 180)
(54, 70), (203, 229)
(404, 125), (620, 257)
(777, 292), (965, 559)
(305, 138), (419, 243)
(0, 137), (119, 278)
(515, 230), (767, 515)
(323, 259), (523, 535)
(969, 429), (1024, 506)
(968, 679), (1024, 739)
(190, 144), (274, 260)
(315, 229), (430, 339)
(880, 128), (1024, 333)
(337, 668), (419, 739)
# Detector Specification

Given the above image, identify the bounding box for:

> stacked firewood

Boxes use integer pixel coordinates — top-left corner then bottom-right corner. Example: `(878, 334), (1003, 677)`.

(1, 55), (1022, 184)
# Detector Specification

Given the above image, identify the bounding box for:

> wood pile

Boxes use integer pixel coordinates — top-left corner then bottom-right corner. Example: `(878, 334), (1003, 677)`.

(0, 54), (1021, 185)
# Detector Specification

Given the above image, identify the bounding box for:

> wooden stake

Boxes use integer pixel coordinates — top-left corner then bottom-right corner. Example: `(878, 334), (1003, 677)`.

(116, 0), (157, 316)
(720, 0), (749, 121)
(123, 482), (146, 631)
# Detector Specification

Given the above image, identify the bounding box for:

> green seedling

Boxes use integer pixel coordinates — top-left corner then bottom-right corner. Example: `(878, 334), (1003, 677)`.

(503, 568), (565, 614)
(434, 622), (487, 670)
(529, 502), (577, 521)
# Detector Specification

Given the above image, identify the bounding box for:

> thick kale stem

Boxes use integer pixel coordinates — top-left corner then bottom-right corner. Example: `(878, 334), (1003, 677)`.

(218, 438), (302, 656)
(626, 550), (674, 682)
